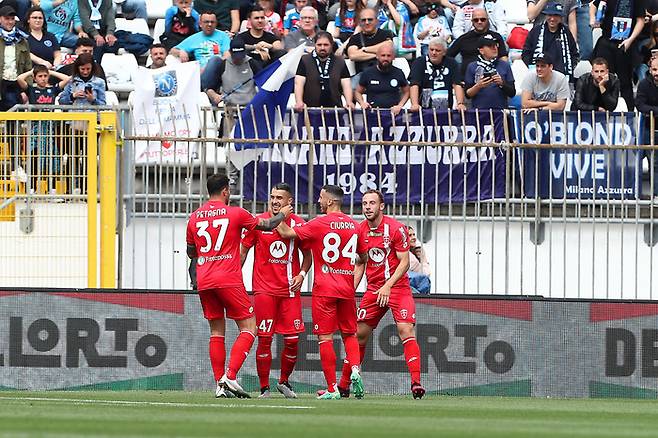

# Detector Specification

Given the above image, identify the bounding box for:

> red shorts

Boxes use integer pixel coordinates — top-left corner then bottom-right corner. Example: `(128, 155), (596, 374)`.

(357, 289), (416, 328)
(254, 292), (305, 336)
(198, 286), (254, 321)
(312, 295), (357, 335)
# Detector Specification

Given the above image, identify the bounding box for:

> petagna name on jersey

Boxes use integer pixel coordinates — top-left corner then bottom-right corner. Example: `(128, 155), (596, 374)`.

(330, 221), (355, 230)
(196, 208), (227, 218)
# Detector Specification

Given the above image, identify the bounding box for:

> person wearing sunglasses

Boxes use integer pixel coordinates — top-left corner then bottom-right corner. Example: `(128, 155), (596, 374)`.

(447, 8), (508, 77)
(452, 0), (507, 40)
(345, 8), (394, 86)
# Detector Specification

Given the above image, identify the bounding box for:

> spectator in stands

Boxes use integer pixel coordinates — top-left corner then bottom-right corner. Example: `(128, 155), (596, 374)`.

(355, 41), (409, 115)
(345, 7), (394, 84)
(0, 5), (30, 111)
(22, 6), (61, 69)
(294, 31), (353, 110)
(591, 0), (646, 111)
(204, 38), (260, 194)
(57, 37), (107, 85)
(409, 37), (465, 111)
(58, 52), (106, 105)
(407, 225), (431, 276)
(571, 57), (619, 111)
(522, 2), (579, 80)
(413, 3), (451, 56)
(148, 43), (167, 69)
(637, 56), (658, 198)
(283, 6), (318, 50)
(452, 0), (507, 40)
(520, 53), (569, 110)
(112, 0), (147, 20)
(447, 8), (508, 77)
(17, 64), (69, 103)
(527, 0), (577, 37)
(638, 19), (658, 81)
(39, 0), (86, 49)
(241, 0), (283, 36)
(160, 0), (200, 51)
(333, 0), (364, 42)
(170, 11), (231, 70)
(238, 5), (284, 67)
(464, 34), (515, 109)
(193, 0), (240, 35)
(78, 0), (118, 63)
(283, 0), (307, 35)
(373, 0), (415, 56)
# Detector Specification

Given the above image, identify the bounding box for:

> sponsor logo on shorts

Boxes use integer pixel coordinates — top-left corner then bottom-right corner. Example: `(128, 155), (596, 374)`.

(294, 319), (301, 330)
(269, 241), (287, 258)
(368, 247), (386, 263)
(400, 309), (408, 319)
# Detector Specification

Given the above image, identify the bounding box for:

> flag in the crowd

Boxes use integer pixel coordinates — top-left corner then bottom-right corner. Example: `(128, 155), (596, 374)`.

(231, 44), (306, 168)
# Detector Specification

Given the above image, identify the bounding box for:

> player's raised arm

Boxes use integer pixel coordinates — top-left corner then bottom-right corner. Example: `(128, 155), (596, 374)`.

(255, 205), (293, 230)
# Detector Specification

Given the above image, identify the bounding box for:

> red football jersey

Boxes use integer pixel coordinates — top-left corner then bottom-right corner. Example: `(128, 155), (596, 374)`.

(294, 211), (359, 299)
(242, 213), (306, 297)
(186, 200), (259, 291)
(357, 215), (411, 294)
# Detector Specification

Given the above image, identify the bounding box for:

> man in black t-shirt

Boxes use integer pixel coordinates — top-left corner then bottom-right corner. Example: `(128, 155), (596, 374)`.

(237, 5), (283, 68)
(294, 31), (353, 109)
(446, 8), (508, 77)
(409, 37), (465, 111)
(355, 41), (409, 115)
(345, 7), (394, 83)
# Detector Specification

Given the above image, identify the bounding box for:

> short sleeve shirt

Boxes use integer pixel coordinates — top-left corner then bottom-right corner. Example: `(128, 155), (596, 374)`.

(27, 85), (61, 104)
(242, 213), (306, 296)
(345, 29), (395, 73)
(359, 65), (408, 108)
(174, 30), (231, 67)
(186, 201), (259, 291)
(238, 30), (279, 62)
(193, 0), (238, 31)
(294, 211), (360, 298)
(521, 70), (570, 102)
(357, 216), (411, 294)
(464, 59), (515, 109)
(593, 0), (645, 40)
(408, 55), (461, 108)
(27, 32), (60, 65)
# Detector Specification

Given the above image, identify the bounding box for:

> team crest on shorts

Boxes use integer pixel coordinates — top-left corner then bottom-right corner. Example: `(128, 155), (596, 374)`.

(249, 306), (254, 313)
(294, 319), (301, 330)
(400, 309), (408, 319)
(314, 324), (319, 330)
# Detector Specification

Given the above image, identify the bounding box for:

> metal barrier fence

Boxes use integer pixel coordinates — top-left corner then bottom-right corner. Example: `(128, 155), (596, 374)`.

(122, 106), (658, 300)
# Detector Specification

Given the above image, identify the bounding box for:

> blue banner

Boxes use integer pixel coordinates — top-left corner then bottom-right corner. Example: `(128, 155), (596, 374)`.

(516, 111), (644, 199)
(241, 109), (509, 204)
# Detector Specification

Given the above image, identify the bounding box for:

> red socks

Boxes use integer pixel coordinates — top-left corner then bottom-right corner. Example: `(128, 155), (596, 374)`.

(402, 336), (421, 383)
(318, 340), (337, 392)
(226, 331), (256, 380)
(256, 336), (273, 389)
(343, 335), (361, 368)
(209, 335), (225, 382)
(279, 335), (299, 383)
(338, 335), (364, 389)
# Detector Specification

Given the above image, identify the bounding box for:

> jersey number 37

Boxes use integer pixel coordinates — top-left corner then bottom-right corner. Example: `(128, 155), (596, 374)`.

(196, 219), (229, 253)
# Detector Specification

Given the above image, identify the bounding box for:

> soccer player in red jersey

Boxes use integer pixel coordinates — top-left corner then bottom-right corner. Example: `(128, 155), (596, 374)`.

(240, 183), (312, 399)
(186, 174), (292, 398)
(277, 185), (364, 400)
(338, 189), (426, 399)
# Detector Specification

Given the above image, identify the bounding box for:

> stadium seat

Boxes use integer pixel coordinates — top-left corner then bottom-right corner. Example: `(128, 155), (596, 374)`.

(105, 90), (119, 105)
(115, 18), (151, 36)
(573, 60), (592, 79)
(592, 27), (602, 48)
(615, 97), (628, 112)
(498, 0), (529, 24)
(344, 58), (356, 76)
(510, 59), (529, 95)
(392, 57), (410, 78)
(326, 21), (336, 36)
(152, 18), (165, 43)
(102, 53), (139, 93)
(146, 0), (170, 20)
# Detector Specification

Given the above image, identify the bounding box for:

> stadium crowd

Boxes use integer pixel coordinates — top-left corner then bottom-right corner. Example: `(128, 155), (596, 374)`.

(0, 0), (655, 113)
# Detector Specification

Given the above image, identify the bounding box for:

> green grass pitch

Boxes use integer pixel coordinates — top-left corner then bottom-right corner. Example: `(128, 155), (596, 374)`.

(1, 391), (658, 437)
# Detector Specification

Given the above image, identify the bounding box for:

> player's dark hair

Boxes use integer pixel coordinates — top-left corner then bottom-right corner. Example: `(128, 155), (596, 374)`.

(322, 184), (344, 204)
(249, 5), (265, 16)
(207, 174), (230, 196)
(591, 57), (609, 69)
(273, 182), (293, 195)
(363, 189), (384, 203)
(32, 64), (49, 76)
(315, 31), (334, 45)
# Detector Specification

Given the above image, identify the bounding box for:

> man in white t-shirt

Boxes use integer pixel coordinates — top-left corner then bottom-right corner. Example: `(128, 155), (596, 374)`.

(521, 53), (569, 110)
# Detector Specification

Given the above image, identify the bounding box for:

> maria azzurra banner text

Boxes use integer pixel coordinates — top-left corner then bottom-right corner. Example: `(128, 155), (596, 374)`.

(235, 109), (646, 203)
(239, 109), (509, 204)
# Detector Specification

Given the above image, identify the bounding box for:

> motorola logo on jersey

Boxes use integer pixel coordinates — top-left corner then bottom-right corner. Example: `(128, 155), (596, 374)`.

(269, 241), (287, 258)
(369, 247), (386, 263)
